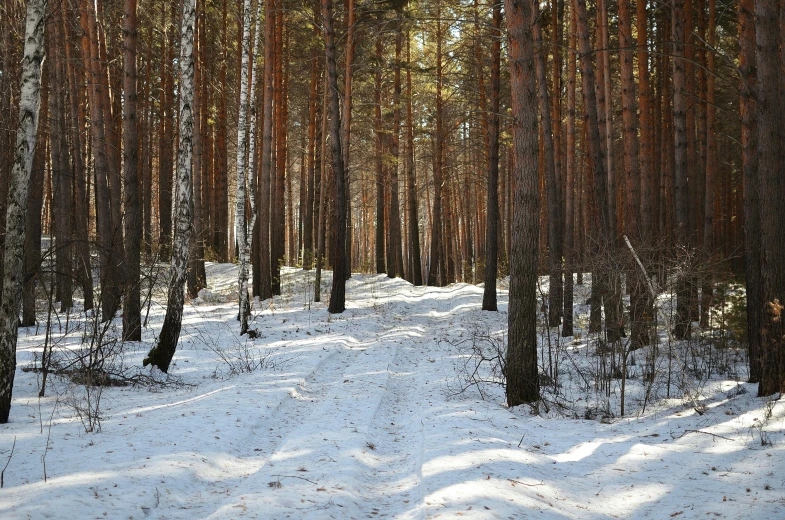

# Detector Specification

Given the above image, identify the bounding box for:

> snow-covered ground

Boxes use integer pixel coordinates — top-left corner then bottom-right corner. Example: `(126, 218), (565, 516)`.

(1, 264), (783, 519)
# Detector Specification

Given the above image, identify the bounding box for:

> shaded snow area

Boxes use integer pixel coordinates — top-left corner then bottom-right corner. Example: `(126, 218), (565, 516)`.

(1, 264), (784, 519)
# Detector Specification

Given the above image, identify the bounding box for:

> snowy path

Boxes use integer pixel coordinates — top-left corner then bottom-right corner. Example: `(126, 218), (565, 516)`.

(1, 265), (784, 519)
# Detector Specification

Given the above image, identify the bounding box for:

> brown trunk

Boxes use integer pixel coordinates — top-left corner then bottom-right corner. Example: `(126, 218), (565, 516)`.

(755, 0), (785, 396)
(533, 2), (562, 328)
(428, 0), (445, 286)
(405, 30), (423, 286)
(672, 0), (692, 340)
(562, 4), (577, 337)
(388, 17), (404, 279)
(739, 0), (760, 383)
(482, 0), (502, 311)
(122, 0), (142, 340)
(80, 0), (121, 319)
(322, 0), (347, 313)
(374, 37), (386, 275)
(505, 0), (540, 406)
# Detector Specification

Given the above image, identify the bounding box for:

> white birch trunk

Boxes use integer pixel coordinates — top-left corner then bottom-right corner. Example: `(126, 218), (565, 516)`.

(0, 0), (47, 423)
(143, 0), (196, 372)
(234, 0), (261, 335)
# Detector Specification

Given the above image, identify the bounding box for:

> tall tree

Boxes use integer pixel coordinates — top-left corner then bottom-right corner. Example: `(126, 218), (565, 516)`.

(122, 0), (142, 342)
(619, 0), (647, 349)
(532, 1), (562, 327)
(505, 0), (540, 406)
(755, 0), (785, 396)
(322, 0), (347, 313)
(0, 0), (47, 424)
(143, 0), (197, 373)
(482, 0), (502, 311)
(562, 3), (577, 337)
(405, 29), (422, 286)
(387, 15), (404, 279)
(428, 0), (445, 286)
(672, 0), (691, 340)
(739, 0), (760, 383)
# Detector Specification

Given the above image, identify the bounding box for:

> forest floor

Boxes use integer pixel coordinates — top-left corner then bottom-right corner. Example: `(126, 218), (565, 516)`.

(1, 263), (784, 519)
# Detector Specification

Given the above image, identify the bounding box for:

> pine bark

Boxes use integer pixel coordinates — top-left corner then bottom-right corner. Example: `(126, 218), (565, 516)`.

(505, 0), (540, 406)
(532, 1), (562, 327)
(562, 4), (577, 337)
(405, 31), (423, 286)
(739, 0), (760, 383)
(122, 0), (142, 341)
(755, 0), (785, 396)
(322, 0), (347, 313)
(672, 0), (692, 340)
(482, 0), (502, 311)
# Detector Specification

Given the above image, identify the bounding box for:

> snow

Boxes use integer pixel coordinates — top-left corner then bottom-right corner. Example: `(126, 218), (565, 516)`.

(1, 264), (784, 519)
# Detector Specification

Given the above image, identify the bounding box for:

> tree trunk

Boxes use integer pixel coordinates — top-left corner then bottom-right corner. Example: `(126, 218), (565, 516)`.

(562, 3), (576, 337)
(61, 4), (93, 311)
(0, 0), (47, 423)
(739, 0), (760, 383)
(505, 0), (540, 407)
(322, 0), (347, 314)
(672, 0), (692, 340)
(482, 0), (502, 311)
(755, 0), (785, 396)
(532, 1), (562, 327)
(387, 17), (404, 279)
(80, 0), (121, 320)
(342, 0), (356, 279)
(143, 0), (196, 373)
(374, 37), (386, 275)
(619, 0), (647, 349)
(122, 0), (142, 341)
(257, 0), (275, 301)
(428, 0), (445, 287)
(232, 0), (259, 335)
(405, 30), (422, 286)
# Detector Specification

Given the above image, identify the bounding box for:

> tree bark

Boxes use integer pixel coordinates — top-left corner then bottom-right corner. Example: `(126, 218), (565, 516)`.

(672, 0), (692, 340)
(532, 1), (562, 327)
(562, 4), (577, 337)
(322, 0), (347, 314)
(755, 0), (785, 396)
(143, 0), (196, 373)
(405, 30), (422, 286)
(482, 0), (502, 311)
(505, 0), (540, 407)
(739, 0), (760, 383)
(387, 16), (404, 279)
(122, 0), (142, 341)
(0, 0), (47, 424)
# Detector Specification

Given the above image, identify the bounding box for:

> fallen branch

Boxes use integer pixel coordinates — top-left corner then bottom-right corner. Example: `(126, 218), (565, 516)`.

(508, 479), (544, 487)
(271, 474), (319, 485)
(677, 429), (735, 442)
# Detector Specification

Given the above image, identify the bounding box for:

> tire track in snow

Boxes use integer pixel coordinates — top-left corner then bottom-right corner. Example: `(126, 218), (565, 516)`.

(360, 334), (426, 520)
(200, 321), (401, 519)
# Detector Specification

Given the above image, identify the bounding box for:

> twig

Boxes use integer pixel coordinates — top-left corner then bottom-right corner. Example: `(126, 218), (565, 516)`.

(678, 429), (735, 442)
(508, 479), (544, 487)
(1, 437), (16, 488)
(271, 474), (319, 485)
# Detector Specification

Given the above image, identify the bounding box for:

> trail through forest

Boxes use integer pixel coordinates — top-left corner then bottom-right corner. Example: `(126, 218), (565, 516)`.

(0, 264), (783, 519)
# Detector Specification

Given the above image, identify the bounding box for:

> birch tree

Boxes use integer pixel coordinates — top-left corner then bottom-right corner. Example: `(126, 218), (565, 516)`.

(143, 0), (196, 373)
(0, 0), (47, 423)
(233, 0), (261, 335)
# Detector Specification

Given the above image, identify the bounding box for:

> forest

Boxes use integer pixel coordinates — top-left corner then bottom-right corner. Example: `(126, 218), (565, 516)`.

(0, 0), (784, 517)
